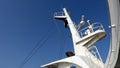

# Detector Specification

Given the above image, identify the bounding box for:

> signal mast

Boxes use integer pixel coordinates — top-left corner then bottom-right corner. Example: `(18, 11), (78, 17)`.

(41, 8), (106, 68)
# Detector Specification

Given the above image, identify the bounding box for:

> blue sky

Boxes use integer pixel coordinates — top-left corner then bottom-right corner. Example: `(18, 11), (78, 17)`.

(0, 0), (110, 68)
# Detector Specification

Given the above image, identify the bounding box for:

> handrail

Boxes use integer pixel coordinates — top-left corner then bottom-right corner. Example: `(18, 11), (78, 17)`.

(78, 23), (104, 37)
(54, 12), (65, 16)
(88, 45), (103, 62)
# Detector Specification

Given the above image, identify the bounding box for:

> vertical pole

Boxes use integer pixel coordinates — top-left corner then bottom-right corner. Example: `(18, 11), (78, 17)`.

(63, 8), (81, 43)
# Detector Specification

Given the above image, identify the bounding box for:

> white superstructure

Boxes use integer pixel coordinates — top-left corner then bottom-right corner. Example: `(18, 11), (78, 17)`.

(105, 0), (120, 68)
(41, 8), (106, 68)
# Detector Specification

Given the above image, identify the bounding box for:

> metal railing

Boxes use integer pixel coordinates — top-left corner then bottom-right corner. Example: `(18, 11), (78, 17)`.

(78, 23), (104, 37)
(88, 45), (103, 62)
(54, 12), (65, 17)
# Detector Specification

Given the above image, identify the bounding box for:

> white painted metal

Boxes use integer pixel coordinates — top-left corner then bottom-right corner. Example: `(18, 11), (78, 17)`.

(88, 45), (103, 62)
(105, 0), (120, 68)
(41, 8), (106, 68)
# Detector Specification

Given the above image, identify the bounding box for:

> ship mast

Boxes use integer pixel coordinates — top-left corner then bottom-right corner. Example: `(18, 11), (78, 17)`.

(41, 8), (106, 68)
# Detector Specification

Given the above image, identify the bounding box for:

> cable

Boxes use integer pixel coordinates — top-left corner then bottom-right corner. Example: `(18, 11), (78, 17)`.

(18, 25), (55, 68)
(54, 20), (67, 59)
(58, 32), (67, 59)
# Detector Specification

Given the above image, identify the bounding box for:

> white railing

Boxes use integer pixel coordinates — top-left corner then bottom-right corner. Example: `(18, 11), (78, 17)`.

(54, 12), (65, 17)
(88, 45), (103, 62)
(78, 23), (104, 37)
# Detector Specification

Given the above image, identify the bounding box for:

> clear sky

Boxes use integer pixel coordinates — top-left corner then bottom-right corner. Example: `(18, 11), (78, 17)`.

(0, 0), (110, 68)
